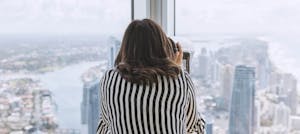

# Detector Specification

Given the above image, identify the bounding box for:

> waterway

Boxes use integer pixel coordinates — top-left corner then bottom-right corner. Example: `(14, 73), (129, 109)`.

(38, 62), (100, 129)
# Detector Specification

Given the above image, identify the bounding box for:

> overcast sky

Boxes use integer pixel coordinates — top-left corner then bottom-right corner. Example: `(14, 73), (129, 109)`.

(1, 0), (300, 35)
(176, 0), (300, 35)
(0, 0), (130, 34)
(0, 0), (299, 85)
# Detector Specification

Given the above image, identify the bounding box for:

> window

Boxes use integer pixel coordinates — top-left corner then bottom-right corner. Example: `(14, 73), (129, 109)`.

(0, 0), (130, 133)
(176, 0), (300, 133)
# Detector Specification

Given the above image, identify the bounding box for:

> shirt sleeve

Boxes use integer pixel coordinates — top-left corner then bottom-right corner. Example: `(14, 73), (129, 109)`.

(97, 71), (111, 134)
(185, 72), (206, 134)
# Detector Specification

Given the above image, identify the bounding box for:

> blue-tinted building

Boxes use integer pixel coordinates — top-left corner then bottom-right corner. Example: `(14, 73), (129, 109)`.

(206, 121), (213, 134)
(81, 80), (100, 134)
(198, 48), (209, 80)
(109, 37), (121, 68)
(229, 65), (255, 134)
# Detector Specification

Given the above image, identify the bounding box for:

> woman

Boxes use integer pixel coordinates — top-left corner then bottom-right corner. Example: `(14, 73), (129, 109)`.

(97, 19), (205, 134)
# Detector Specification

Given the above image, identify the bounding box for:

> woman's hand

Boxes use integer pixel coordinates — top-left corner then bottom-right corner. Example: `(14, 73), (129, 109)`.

(175, 42), (183, 66)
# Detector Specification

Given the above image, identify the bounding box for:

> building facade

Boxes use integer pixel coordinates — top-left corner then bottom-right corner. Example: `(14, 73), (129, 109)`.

(81, 80), (100, 134)
(229, 65), (255, 134)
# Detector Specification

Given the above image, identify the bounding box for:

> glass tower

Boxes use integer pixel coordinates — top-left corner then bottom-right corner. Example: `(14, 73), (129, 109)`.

(229, 65), (255, 134)
(81, 81), (100, 134)
(109, 37), (121, 68)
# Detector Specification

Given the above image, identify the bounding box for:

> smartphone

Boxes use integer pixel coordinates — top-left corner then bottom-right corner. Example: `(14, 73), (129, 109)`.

(183, 51), (190, 73)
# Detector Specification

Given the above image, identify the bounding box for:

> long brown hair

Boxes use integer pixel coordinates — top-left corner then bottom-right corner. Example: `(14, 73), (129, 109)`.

(115, 19), (181, 84)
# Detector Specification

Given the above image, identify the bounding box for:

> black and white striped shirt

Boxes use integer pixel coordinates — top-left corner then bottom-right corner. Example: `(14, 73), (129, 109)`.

(97, 69), (205, 134)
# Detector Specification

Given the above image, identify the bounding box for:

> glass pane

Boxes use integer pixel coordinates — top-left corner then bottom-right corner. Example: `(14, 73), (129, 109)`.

(0, 0), (130, 133)
(176, 0), (300, 133)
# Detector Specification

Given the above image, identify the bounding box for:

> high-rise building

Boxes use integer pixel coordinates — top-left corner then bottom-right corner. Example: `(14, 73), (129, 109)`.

(198, 48), (210, 80)
(269, 71), (282, 94)
(206, 123), (213, 134)
(253, 100), (261, 133)
(290, 115), (300, 131)
(81, 80), (100, 134)
(269, 72), (298, 115)
(274, 102), (290, 129)
(221, 64), (234, 110)
(256, 54), (271, 89)
(229, 65), (255, 134)
(282, 73), (298, 115)
(205, 117), (214, 134)
(108, 37), (121, 68)
(210, 60), (222, 83)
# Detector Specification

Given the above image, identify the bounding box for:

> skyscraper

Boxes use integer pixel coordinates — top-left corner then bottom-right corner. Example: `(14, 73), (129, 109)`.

(205, 117), (214, 134)
(269, 71), (282, 94)
(283, 73), (298, 115)
(206, 123), (213, 134)
(270, 72), (298, 115)
(229, 65), (255, 134)
(221, 64), (234, 111)
(274, 102), (290, 129)
(81, 80), (100, 134)
(108, 37), (121, 68)
(198, 48), (210, 80)
(253, 100), (261, 132)
(257, 56), (271, 89)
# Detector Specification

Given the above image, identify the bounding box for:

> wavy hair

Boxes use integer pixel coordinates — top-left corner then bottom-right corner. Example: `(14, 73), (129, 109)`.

(115, 19), (181, 84)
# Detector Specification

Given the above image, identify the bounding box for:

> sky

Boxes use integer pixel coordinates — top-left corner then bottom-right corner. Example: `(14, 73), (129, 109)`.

(0, 0), (131, 34)
(1, 0), (300, 35)
(176, 0), (300, 35)
(0, 0), (299, 82)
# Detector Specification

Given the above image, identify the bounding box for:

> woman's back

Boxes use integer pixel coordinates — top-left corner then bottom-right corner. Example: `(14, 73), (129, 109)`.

(97, 69), (205, 134)
(97, 19), (205, 134)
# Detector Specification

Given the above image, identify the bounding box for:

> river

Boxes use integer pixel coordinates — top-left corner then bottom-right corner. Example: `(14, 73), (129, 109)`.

(38, 62), (100, 130)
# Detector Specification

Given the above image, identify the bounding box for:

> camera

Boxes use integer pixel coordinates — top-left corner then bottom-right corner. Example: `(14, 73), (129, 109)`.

(168, 38), (191, 73)
(183, 51), (190, 73)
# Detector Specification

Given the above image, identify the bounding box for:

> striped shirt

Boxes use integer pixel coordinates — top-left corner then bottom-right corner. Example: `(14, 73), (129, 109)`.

(97, 69), (205, 134)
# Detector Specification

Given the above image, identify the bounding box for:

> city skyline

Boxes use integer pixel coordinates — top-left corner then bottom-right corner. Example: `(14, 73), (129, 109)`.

(0, 35), (299, 133)
(1, 0), (300, 133)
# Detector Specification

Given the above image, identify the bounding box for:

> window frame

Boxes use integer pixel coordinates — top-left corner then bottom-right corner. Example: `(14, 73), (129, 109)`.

(132, 0), (176, 36)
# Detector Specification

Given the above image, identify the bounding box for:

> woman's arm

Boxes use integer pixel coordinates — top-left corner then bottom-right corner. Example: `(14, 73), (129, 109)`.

(97, 71), (110, 134)
(185, 72), (206, 134)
